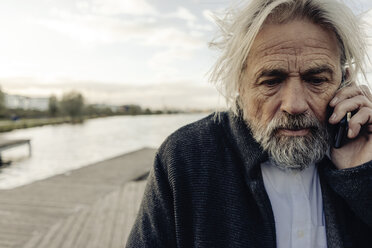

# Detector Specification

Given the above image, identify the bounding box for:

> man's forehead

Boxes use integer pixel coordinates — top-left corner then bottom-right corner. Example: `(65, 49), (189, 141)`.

(255, 61), (336, 74)
(245, 20), (342, 78)
(252, 38), (337, 57)
(248, 20), (341, 61)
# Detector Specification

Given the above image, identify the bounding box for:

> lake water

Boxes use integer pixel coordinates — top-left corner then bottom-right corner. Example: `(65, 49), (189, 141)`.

(0, 113), (209, 189)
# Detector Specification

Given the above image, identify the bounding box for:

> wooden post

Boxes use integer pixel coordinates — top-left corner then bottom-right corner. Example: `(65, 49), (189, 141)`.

(28, 140), (32, 157)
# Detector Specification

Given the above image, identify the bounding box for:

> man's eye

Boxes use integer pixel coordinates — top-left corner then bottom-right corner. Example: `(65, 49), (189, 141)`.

(305, 77), (328, 85)
(261, 78), (282, 86)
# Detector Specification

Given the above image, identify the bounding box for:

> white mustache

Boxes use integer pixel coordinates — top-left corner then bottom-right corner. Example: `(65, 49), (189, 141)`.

(267, 113), (322, 135)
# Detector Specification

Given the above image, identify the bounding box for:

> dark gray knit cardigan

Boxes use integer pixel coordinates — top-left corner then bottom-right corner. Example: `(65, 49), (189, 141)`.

(126, 112), (372, 248)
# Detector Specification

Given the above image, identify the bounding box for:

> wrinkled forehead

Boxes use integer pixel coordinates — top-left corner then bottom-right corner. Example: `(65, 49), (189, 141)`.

(247, 20), (342, 69)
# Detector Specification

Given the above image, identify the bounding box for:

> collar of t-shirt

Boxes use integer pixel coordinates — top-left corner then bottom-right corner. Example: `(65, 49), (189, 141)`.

(261, 160), (327, 248)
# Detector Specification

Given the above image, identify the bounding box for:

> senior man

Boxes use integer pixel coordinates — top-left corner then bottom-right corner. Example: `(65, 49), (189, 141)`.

(127, 0), (372, 247)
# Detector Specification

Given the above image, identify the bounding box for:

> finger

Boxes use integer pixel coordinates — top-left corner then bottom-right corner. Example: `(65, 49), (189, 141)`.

(329, 95), (372, 124)
(347, 107), (372, 138)
(330, 85), (365, 107)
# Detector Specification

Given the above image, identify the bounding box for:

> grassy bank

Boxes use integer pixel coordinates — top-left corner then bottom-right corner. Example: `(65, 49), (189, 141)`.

(0, 117), (81, 133)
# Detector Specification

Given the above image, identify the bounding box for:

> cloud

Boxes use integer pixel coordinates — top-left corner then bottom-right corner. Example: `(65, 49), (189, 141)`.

(147, 47), (197, 80)
(36, 4), (210, 82)
(39, 4), (208, 49)
(143, 27), (205, 49)
(40, 11), (153, 44)
(166, 7), (197, 24)
(13, 1), (216, 85)
(91, 0), (157, 16)
(203, 9), (215, 23)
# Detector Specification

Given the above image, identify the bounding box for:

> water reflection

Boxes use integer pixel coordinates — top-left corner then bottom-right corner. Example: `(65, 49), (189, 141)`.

(0, 113), (207, 189)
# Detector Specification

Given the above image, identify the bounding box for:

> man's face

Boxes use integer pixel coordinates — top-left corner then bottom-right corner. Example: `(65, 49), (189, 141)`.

(240, 19), (342, 170)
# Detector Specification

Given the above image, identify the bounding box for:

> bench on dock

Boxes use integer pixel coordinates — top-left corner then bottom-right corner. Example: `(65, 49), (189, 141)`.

(0, 139), (32, 165)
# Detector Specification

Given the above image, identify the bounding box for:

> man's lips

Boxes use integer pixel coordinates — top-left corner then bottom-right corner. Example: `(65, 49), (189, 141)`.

(277, 128), (310, 136)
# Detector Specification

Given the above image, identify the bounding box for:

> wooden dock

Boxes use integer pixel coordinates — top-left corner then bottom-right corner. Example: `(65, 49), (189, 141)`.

(0, 139), (32, 165)
(0, 148), (157, 248)
(0, 139), (31, 152)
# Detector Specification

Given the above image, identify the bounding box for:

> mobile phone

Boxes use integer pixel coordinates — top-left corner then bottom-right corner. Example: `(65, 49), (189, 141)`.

(331, 72), (349, 149)
(333, 112), (351, 149)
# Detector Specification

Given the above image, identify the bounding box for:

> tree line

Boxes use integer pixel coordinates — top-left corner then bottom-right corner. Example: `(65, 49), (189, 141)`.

(0, 88), (181, 121)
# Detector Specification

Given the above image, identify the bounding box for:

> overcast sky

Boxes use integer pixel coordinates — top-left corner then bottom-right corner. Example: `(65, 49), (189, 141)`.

(0, 0), (371, 109)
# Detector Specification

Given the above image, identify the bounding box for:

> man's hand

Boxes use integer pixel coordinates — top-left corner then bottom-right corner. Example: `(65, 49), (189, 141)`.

(329, 84), (372, 170)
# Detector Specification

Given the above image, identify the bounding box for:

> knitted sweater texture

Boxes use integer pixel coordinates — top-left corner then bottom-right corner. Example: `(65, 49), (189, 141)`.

(126, 112), (372, 248)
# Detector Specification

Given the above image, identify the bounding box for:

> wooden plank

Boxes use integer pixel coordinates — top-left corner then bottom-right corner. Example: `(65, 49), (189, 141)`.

(97, 191), (120, 248)
(31, 221), (63, 248)
(60, 207), (91, 248)
(0, 139), (31, 159)
(122, 181), (147, 246)
(22, 232), (43, 248)
(73, 196), (104, 248)
(0, 139), (30, 149)
(45, 210), (78, 248)
(32, 180), (147, 248)
(108, 187), (129, 248)
(0, 148), (155, 248)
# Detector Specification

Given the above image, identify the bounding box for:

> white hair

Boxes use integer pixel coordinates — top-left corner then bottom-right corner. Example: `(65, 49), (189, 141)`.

(209, 0), (369, 115)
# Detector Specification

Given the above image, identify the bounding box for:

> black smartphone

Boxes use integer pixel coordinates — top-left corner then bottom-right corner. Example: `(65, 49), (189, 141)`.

(333, 112), (351, 149)
(330, 73), (350, 149)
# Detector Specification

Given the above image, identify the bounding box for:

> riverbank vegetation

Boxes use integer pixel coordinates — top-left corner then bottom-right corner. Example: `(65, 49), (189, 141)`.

(0, 117), (72, 132)
(0, 89), (186, 133)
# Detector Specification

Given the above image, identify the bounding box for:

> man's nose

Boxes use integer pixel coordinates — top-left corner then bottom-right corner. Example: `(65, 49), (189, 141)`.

(280, 78), (309, 115)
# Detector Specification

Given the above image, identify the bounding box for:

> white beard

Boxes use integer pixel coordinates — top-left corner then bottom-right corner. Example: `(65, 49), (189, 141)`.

(245, 112), (330, 171)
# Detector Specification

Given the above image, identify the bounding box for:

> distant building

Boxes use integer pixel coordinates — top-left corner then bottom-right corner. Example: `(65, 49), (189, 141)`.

(4, 94), (49, 111)
(28, 97), (49, 111)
